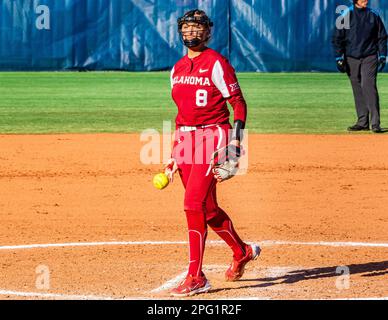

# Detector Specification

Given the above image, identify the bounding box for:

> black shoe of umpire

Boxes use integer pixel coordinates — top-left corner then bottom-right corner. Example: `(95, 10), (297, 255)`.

(347, 124), (370, 132)
(372, 127), (384, 133)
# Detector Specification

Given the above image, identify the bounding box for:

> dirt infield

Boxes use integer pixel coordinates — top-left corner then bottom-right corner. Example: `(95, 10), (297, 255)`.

(0, 134), (387, 300)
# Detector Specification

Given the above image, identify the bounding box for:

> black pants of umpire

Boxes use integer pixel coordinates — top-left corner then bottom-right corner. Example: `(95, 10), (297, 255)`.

(346, 55), (380, 129)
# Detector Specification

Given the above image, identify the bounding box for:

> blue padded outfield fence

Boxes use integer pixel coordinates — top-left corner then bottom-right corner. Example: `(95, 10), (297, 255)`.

(0, 0), (387, 72)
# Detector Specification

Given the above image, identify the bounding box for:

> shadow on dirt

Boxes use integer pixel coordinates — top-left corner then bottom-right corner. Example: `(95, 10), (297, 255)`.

(209, 261), (388, 293)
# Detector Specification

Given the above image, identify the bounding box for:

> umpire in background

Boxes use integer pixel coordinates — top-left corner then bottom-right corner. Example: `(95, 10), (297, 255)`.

(333, 0), (388, 133)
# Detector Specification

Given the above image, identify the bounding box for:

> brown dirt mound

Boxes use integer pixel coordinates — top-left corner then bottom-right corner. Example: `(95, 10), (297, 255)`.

(0, 134), (387, 299)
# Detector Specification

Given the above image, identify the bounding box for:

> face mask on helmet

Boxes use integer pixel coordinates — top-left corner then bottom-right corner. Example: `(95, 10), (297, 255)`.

(351, 0), (368, 7)
(178, 10), (213, 48)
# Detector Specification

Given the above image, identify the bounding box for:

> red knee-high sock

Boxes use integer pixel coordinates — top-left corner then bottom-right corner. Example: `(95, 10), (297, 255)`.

(185, 210), (207, 277)
(207, 208), (247, 260)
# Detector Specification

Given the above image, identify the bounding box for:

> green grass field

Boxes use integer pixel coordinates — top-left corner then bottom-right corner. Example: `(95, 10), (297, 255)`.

(0, 72), (387, 134)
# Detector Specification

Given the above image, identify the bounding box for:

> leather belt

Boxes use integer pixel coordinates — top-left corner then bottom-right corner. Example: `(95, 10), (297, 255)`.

(179, 124), (218, 132)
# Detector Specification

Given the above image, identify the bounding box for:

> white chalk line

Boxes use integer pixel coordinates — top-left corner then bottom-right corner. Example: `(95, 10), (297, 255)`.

(0, 241), (190, 251)
(1, 264), (387, 300)
(264, 240), (388, 248)
(0, 290), (150, 300)
(0, 289), (385, 301)
(334, 297), (388, 300)
(0, 240), (387, 251)
(0, 240), (386, 300)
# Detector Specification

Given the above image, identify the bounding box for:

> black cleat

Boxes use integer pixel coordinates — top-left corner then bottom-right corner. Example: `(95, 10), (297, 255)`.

(372, 127), (385, 133)
(347, 125), (370, 132)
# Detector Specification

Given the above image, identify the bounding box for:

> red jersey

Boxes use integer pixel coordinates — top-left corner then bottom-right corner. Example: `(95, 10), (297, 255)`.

(171, 48), (247, 127)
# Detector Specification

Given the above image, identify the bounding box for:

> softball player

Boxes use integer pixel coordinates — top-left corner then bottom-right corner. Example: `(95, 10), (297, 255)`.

(165, 9), (260, 297)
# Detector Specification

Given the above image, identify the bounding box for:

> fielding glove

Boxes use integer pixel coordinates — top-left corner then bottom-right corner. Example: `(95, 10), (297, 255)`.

(211, 144), (241, 183)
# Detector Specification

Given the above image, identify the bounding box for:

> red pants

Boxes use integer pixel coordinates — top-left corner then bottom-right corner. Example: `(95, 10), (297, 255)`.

(173, 124), (247, 277)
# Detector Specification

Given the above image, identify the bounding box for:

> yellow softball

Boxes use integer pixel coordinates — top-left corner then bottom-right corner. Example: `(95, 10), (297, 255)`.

(153, 173), (169, 190)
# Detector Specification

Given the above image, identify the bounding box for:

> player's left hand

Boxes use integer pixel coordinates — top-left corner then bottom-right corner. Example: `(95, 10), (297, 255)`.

(378, 56), (386, 72)
(211, 140), (241, 183)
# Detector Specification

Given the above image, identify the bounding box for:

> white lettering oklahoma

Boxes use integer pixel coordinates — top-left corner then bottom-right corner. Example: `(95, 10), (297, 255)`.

(173, 76), (211, 86)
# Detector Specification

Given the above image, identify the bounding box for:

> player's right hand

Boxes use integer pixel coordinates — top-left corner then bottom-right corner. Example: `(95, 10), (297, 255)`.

(164, 158), (178, 183)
